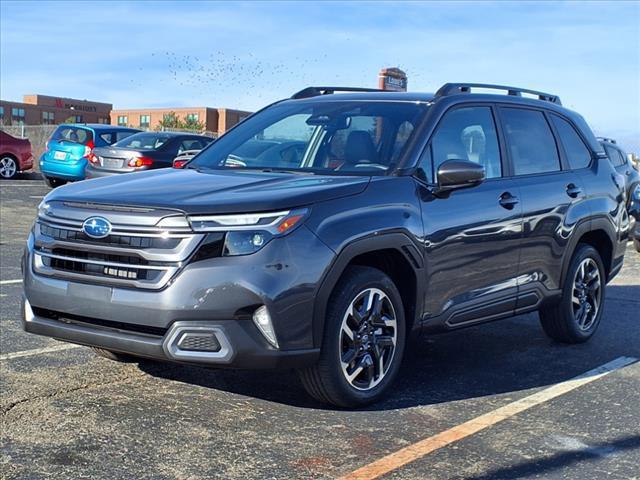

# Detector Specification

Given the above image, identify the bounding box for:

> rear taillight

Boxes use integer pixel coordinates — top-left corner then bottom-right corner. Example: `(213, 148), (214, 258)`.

(128, 156), (154, 168)
(83, 140), (95, 161)
(173, 159), (188, 168)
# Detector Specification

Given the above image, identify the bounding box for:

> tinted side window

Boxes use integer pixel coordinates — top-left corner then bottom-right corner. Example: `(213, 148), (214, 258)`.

(501, 108), (560, 175)
(550, 115), (592, 169)
(429, 106), (502, 180)
(416, 145), (433, 183)
(181, 139), (204, 151)
(617, 149), (629, 167)
(603, 145), (623, 167)
(603, 145), (620, 167)
(116, 131), (137, 142)
(98, 132), (116, 145)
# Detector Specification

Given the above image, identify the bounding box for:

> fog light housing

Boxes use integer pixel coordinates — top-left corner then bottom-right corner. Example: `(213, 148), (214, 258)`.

(253, 305), (279, 348)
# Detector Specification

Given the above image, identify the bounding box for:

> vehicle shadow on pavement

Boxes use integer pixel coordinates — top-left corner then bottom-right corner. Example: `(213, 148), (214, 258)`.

(462, 434), (640, 480)
(138, 284), (640, 411)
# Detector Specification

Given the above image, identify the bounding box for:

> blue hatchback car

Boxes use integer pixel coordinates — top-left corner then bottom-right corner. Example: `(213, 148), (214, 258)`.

(40, 124), (140, 187)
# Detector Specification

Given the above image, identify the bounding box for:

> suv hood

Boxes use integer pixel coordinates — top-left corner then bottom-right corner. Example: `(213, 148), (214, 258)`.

(46, 168), (371, 214)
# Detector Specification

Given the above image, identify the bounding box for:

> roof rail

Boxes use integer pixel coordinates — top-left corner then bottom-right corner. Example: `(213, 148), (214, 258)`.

(291, 86), (385, 100)
(596, 137), (617, 144)
(434, 83), (562, 105)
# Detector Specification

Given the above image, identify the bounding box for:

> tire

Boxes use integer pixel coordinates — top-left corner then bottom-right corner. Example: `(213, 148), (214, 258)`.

(634, 238), (640, 253)
(0, 155), (18, 179)
(299, 266), (406, 408)
(539, 244), (606, 343)
(44, 176), (67, 188)
(92, 347), (138, 363)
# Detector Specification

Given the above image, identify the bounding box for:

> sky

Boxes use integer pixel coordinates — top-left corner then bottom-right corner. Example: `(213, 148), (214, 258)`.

(1, 0), (639, 150)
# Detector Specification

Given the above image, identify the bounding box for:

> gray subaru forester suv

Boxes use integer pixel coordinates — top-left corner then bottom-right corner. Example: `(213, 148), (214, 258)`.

(22, 84), (628, 407)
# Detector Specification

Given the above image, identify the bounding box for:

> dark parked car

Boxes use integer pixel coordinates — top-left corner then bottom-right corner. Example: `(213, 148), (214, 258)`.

(599, 137), (640, 206)
(0, 130), (33, 179)
(629, 185), (640, 252)
(86, 131), (213, 178)
(22, 83), (627, 407)
(599, 138), (640, 252)
(40, 124), (140, 187)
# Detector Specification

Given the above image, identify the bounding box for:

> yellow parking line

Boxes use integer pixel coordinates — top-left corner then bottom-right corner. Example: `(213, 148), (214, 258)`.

(339, 356), (638, 480)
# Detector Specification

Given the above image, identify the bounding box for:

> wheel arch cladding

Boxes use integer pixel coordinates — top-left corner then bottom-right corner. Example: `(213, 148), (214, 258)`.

(563, 223), (615, 285)
(312, 233), (424, 348)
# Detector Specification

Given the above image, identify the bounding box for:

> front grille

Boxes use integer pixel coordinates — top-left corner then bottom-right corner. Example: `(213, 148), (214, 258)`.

(32, 206), (205, 290)
(41, 254), (155, 281)
(39, 223), (182, 249)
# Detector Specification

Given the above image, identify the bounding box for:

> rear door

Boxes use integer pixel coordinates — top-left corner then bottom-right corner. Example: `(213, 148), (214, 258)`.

(498, 107), (589, 304)
(418, 104), (524, 326)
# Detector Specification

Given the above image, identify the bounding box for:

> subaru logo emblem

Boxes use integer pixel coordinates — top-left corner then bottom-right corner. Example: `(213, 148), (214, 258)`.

(82, 217), (112, 239)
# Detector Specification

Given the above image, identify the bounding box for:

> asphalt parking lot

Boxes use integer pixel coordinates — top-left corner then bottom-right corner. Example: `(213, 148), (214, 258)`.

(1, 177), (639, 480)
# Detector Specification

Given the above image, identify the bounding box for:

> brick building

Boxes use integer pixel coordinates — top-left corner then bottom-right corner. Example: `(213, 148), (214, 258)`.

(109, 107), (252, 134)
(0, 94), (112, 126)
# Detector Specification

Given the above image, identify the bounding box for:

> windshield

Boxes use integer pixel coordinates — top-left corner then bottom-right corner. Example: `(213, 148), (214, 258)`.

(51, 126), (93, 145)
(113, 132), (172, 150)
(190, 101), (427, 175)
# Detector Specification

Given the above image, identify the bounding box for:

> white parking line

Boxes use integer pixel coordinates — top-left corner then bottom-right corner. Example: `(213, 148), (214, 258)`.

(0, 182), (44, 186)
(0, 279), (22, 285)
(0, 343), (83, 361)
(340, 356), (638, 480)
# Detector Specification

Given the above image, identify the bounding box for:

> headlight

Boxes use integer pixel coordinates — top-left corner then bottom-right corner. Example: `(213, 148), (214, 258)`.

(224, 231), (273, 256)
(188, 209), (309, 256)
(37, 200), (51, 218)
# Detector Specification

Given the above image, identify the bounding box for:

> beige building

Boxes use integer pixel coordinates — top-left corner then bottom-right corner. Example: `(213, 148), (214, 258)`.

(110, 107), (252, 134)
(0, 94), (112, 126)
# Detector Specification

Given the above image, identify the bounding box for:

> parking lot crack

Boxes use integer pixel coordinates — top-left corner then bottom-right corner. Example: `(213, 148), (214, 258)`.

(1, 374), (140, 417)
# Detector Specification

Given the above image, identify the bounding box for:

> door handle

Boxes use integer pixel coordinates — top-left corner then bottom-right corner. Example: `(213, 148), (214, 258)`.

(566, 183), (583, 198)
(499, 192), (519, 210)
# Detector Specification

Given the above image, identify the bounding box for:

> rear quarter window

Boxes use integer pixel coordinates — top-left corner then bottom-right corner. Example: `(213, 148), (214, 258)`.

(604, 145), (625, 167)
(550, 115), (592, 170)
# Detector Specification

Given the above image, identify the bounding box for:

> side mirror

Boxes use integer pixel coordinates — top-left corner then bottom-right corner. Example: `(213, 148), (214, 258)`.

(435, 159), (485, 196)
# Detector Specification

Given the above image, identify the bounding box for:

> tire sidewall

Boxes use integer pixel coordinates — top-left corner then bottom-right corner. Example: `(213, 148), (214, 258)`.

(323, 267), (406, 405)
(561, 245), (606, 340)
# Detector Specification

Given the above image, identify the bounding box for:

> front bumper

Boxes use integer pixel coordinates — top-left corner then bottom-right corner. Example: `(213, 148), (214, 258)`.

(22, 225), (333, 368)
(21, 298), (318, 368)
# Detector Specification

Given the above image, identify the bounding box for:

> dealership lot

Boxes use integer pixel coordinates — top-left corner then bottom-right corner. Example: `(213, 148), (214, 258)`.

(1, 179), (639, 480)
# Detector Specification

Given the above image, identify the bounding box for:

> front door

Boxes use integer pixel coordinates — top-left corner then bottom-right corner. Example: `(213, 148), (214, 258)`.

(417, 105), (523, 328)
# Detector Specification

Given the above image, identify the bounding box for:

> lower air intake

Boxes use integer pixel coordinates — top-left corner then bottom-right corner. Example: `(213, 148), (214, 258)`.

(177, 332), (222, 352)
